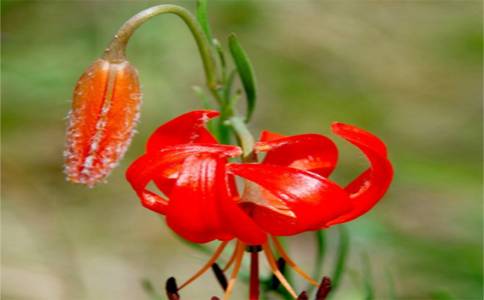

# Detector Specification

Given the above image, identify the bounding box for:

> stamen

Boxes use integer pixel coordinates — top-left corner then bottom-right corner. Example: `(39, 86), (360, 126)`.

(297, 291), (309, 300)
(316, 276), (331, 300)
(270, 257), (286, 290)
(271, 235), (319, 287)
(211, 263), (228, 290)
(249, 251), (259, 300)
(262, 243), (298, 299)
(165, 277), (180, 300)
(222, 240), (242, 271)
(222, 241), (245, 300)
(178, 241), (229, 290)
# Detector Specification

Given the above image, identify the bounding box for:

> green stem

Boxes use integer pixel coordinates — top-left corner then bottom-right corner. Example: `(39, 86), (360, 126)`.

(102, 4), (218, 89)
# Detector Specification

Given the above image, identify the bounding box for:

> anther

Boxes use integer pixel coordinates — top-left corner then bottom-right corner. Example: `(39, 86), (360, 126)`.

(315, 276), (331, 300)
(270, 257), (286, 290)
(211, 263), (228, 291)
(297, 291), (309, 300)
(166, 277), (180, 300)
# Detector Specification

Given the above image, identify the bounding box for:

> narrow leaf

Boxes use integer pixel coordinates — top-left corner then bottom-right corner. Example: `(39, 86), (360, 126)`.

(192, 86), (218, 139)
(228, 33), (257, 122)
(307, 230), (327, 292)
(361, 252), (374, 300)
(213, 39), (227, 83)
(224, 69), (238, 102)
(329, 225), (350, 298)
(196, 0), (212, 44)
(192, 86), (213, 110)
(385, 269), (398, 300)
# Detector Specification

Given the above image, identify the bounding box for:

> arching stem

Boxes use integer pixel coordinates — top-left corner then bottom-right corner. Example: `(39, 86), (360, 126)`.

(102, 4), (218, 89)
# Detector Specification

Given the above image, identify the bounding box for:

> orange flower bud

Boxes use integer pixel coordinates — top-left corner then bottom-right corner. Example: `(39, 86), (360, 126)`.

(65, 59), (142, 186)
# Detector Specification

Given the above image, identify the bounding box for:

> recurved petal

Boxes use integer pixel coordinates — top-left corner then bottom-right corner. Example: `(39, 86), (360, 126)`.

(326, 123), (393, 226)
(227, 163), (352, 236)
(126, 143), (242, 213)
(65, 59), (141, 186)
(166, 154), (267, 245)
(259, 130), (287, 143)
(255, 133), (338, 178)
(146, 110), (219, 153)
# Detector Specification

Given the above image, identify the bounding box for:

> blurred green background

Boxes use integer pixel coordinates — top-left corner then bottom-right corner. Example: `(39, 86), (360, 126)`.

(2, 1), (482, 299)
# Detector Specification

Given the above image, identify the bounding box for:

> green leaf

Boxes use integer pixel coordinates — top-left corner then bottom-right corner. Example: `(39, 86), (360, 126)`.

(228, 33), (257, 122)
(329, 225), (350, 298)
(224, 69), (238, 102)
(361, 252), (374, 300)
(385, 269), (398, 300)
(307, 230), (327, 292)
(192, 86), (213, 110)
(196, 0), (212, 44)
(192, 86), (218, 139)
(213, 39), (227, 83)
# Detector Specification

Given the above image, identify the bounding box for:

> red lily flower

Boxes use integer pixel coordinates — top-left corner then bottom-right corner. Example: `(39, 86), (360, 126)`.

(126, 110), (267, 245)
(126, 110), (393, 241)
(126, 110), (393, 300)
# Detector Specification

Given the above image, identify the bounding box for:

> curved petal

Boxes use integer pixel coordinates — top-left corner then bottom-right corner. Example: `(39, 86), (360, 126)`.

(146, 110), (219, 152)
(126, 144), (242, 214)
(259, 130), (287, 143)
(255, 133), (338, 178)
(227, 163), (352, 236)
(166, 154), (267, 244)
(326, 123), (393, 226)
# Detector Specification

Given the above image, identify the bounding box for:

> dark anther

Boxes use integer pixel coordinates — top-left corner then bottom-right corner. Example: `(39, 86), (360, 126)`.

(166, 277), (180, 300)
(315, 276), (331, 300)
(211, 263), (228, 291)
(270, 257), (286, 290)
(297, 291), (309, 300)
(211, 297), (220, 300)
(245, 245), (262, 252)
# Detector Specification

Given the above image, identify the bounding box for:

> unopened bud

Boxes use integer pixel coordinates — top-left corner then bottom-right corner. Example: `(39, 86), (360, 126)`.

(64, 58), (141, 186)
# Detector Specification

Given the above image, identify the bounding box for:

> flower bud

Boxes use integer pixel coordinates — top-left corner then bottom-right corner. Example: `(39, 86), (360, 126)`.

(65, 59), (142, 186)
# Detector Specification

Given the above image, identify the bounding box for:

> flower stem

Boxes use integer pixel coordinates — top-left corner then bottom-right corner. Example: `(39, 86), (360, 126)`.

(102, 4), (218, 89)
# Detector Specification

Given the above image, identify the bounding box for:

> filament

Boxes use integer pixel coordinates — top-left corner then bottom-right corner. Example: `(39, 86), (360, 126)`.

(178, 241), (229, 290)
(271, 235), (319, 287)
(262, 243), (297, 299)
(222, 240), (241, 271)
(222, 241), (246, 300)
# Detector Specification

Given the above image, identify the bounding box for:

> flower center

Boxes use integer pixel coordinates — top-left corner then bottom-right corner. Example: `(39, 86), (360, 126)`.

(174, 236), (321, 300)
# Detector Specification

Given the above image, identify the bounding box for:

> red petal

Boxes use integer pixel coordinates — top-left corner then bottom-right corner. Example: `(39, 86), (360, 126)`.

(255, 134), (338, 177)
(259, 130), (287, 143)
(126, 144), (242, 214)
(146, 110), (219, 153)
(326, 123), (393, 226)
(166, 154), (267, 244)
(227, 164), (352, 236)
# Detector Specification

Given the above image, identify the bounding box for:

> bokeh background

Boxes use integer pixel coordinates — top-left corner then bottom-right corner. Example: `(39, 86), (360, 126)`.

(2, 1), (482, 299)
